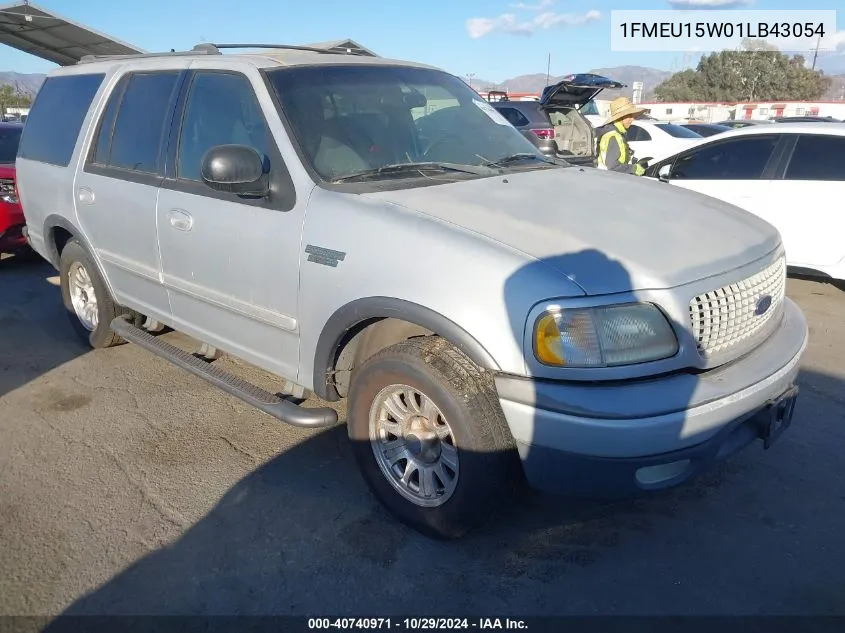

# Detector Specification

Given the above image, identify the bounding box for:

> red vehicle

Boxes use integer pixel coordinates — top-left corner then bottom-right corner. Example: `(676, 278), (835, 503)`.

(0, 122), (26, 254)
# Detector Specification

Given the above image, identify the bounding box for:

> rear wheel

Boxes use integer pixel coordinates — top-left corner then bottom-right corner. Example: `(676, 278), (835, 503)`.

(59, 238), (130, 348)
(347, 336), (522, 539)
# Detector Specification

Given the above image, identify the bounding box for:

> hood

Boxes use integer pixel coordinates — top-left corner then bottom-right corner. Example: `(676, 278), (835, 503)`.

(364, 167), (781, 295)
(540, 73), (625, 109)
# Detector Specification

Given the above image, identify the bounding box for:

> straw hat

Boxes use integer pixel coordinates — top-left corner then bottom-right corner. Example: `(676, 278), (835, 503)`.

(604, 97), (648, 125)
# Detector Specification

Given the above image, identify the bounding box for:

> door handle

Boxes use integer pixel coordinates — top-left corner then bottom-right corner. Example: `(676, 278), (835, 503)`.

(167, 209), (193, 232)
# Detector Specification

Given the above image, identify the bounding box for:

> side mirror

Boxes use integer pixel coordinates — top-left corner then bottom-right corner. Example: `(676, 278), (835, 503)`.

(201, 144), (269, 197)
(658, 164), (672, 183)
(402, 91), (427, 109)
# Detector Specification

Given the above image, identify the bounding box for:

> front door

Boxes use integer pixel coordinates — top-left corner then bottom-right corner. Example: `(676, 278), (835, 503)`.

(155, 68), (305, 380)
(75, 68), (187, 322)
(663, 133), (781, 216)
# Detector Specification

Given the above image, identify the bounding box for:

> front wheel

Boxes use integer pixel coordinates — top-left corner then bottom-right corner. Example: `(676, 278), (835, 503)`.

(347, 336), (522, 539)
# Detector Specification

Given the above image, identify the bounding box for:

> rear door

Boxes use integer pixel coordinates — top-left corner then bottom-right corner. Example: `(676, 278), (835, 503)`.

(539, 74), (625, 109)
(74, 67), (188, 322)
(761, 133), (845, 270)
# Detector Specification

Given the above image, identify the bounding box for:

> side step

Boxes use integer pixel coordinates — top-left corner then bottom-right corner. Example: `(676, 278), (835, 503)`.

(110, 316), (338, 428)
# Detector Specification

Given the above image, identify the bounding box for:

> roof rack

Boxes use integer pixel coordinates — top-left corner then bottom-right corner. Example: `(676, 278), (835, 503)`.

(77, 48), (219, 64)
(77, 41), (368, 64)
(194, 43), (370, 56)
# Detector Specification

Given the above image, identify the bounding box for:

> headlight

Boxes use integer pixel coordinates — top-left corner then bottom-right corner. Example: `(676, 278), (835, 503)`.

(533, 302), (678, 367)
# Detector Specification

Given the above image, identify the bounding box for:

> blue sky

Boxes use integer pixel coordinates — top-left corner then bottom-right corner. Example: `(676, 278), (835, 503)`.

(0, 0), (842, 81)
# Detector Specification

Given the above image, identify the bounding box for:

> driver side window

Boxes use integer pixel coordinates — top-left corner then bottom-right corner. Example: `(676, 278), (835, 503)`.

(670, 135), (779, 180)
(177, 72), (269, 182)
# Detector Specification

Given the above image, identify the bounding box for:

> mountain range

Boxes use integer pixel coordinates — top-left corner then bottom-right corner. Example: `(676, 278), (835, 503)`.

(3, 63), (844, 102)
(472, 65), (845, 102)
(0, 71), (47, 96)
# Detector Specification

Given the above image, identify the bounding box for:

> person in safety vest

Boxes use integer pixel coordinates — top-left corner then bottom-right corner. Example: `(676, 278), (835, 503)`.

(596, 97), (649, 175)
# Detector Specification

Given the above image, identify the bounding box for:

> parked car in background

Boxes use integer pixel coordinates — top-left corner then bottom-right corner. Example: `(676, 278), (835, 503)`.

(714, 119), (774, 129)
(645, 123), (845, 282)
(579, 99), (604, 128)
(771, 116), (841, 123)
(489, 98), (558, 155)
(0, 121), (25, 255)
(681, 122), (732, 137)
(490, 73), (625, 166)
(625, 120), (704, 161)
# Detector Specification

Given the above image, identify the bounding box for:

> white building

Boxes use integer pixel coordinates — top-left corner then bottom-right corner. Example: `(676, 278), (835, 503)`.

(639, 101), (845, 123)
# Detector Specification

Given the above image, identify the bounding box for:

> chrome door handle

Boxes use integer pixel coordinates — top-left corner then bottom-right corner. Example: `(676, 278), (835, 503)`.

(167, 209), (193, 232)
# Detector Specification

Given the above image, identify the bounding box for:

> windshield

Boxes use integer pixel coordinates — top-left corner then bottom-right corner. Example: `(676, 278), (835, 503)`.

(266, 65), (548, 182)
(0, 126), (22, 163)
(654, 123), (702, 139)
(580, 100), (600, 116)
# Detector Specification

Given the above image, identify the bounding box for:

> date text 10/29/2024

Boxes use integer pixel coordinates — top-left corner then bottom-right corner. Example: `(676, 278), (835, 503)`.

(308, 618), (528, 630)
(619, 21), (826, 39)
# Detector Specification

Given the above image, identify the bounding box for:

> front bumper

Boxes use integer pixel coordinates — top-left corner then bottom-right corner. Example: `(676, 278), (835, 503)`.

(496, 297), (808, 497)
(0, 223), (27, 251)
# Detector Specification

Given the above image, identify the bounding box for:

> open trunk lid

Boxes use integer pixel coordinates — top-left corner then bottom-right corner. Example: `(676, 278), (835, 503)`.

(539, 73), (626, 109)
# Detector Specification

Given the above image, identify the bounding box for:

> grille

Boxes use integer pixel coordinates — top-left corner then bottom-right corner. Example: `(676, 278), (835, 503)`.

(0, 178), (14, 197)
(689, 256), (786, 358)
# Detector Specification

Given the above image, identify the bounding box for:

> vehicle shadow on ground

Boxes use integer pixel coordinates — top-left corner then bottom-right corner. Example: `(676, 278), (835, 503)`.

(40, 363), (841, 620)
(787, 267), (845, 293)
(0, 253), (90, 399)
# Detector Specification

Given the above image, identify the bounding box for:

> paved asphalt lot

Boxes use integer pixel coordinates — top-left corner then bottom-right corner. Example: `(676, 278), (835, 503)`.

(1, 252), (844, 618)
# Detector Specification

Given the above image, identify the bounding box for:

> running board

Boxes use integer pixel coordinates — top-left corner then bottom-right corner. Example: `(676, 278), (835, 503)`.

(110, 316), (338, 428)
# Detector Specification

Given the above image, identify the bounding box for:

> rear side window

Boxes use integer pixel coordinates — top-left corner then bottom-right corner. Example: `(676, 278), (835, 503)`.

(784, 135), (845, 181)
(654, 123), (702, 139)
(495, 107), (530, 127)
(105, 72), (180, 174)
(670, 135), (779, 180)
(18, 73), (104, 167)
(628, 125), (651, 141)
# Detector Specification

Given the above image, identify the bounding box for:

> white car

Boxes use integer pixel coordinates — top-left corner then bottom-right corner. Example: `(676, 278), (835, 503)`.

(626, 120), (704, 162)
(645, 122), (845, 281)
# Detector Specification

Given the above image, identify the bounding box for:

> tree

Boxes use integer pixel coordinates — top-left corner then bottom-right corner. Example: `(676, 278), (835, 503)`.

(653, 39), (831, 102)
(0, 84), (33, 116)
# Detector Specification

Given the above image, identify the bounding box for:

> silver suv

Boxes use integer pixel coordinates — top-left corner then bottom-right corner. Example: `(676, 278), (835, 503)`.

(17, 43), (808, 539)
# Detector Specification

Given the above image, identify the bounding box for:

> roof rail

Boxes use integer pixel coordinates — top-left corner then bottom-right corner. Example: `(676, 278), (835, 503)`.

(76, 41), (370, 65)
(195, 43), (370, 56)
(77, 48), (220, 64)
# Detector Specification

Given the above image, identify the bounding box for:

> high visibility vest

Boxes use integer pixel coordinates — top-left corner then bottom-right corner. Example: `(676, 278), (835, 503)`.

(597, 126), (629, 170)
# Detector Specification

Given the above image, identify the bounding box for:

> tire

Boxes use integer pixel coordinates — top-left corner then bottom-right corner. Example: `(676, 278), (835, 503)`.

(347, 336), (523, 540)
(59, 238), (131, 348)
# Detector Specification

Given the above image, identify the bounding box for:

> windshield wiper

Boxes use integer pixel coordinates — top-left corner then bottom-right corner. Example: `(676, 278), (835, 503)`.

(331, 162), (496, 183)
(482, 153), (566, 169)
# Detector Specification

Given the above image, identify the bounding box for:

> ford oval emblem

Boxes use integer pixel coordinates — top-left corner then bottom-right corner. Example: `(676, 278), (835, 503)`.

(755, 295), (773, 316)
